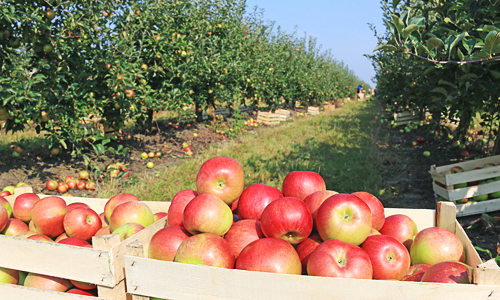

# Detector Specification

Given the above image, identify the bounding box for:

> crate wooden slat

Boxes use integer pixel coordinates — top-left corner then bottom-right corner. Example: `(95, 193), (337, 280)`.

(215, 108), (230, 118)
(0, 282), (112, 300)
(429, 155), (500, 216)
(307, 106), (319, 115)
(256, 111), (281, 125)
(394, 111), (419, 125)
(1, 187), (170, 299)
(238, 106), (253, 115)
(275, 109), (291, 122)
(124, 202), (500, 300)
(323, 104), (335, 111)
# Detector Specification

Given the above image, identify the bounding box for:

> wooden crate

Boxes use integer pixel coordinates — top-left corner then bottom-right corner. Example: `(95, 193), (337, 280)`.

(307, 106), (319, 115)
(202, 108), (230, 120)
(275, 109), (291, 122)
(80, 116), (116, 138)
(323, 104), (335, 111)
(238, 106), (253, 115)
(394, 111), (419, 125)
(256, 111), (281, 126)
(429, 155), (500, 217)
(1, 187), (170, 300)
(123, 202), (500, 300)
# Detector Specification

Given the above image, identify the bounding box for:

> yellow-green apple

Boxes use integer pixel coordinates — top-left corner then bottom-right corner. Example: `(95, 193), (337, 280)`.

(95, 226), (111, 236)
(351, 191), (385, 231)
(104, 193), (140, 223)
(410, 227), (464, 266)
(66, 179), (77, 190)
(174, 233), (235, 269)
(66, 202), (90, 212)
(30, 196), (67, 237)
(195, 156), (245, 205)
(402, 264), (430, 281)
(112, 223), (145, 241)
(368, 228), (381, 236)
(69, 280), (96, 291)
(2, 186), (15, 194)
(23, 273), (72, 292)
(0, 267), (19, 284)
(28, 234), (54, 242)
(13, 193), (40, 222)
(0, 196), (12, 218)
(379, 214), (418, 251)
(148, 225), (191, 261)
(303, 190), (338, 230)
(224, 219), (264, 258)
(67, 288), (98, 296)
(295, 233), (323, 275)
(86, 181), (96, 192)
(306, 239), (372, 279)
(361, 235), (410, 280)
(450, 166), (467, 188)
(54, 232), (69, 242)
(421, 261), (472, 283)
(154, 212), (168, 222)
(1, 218), (29, 236)
(182, 194), (233, 236)
(63, 207), (102, 240)
(260, 197), (313, 245)
(237, 184), (284, 220)
(0, 205), (8, 232)
(315, 193), (372, 245)
(236, 237), (301, 274)
(282, 171), (326, 201)
(16, 231), (37, 238)
(166, 190), (198, 226)
(46, 180), (58, 191)
(109, 201), (154, 232)
(78, 171), (90, 181)
(58, 237), (92, 248)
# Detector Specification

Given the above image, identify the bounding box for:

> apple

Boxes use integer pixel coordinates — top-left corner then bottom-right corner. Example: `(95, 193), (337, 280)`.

(379, 214), (418, 251)
(195, 156), (245, 205)
(112, 222), (145, 241)
(361, 235), (410, 280)
(174, 233), (235, 269)
(182, 194), (233, 236)
(421, 261), (472, 284)
(148, 151), (155, 158)
(69, 279), (96, 290)
(125, 89), (134, 98)
(46, 180), (58, 191)
(16, 231), (38, 238)
(58, 237), (92, 248)
(154, 212), (168, 222)
(303, 190), (339, 230)
(307, 238), (373, 279)
(0, 206), (8, 232)
(282, 171), (326, 201)
(104, 193), (140, 223)
(423, 151), (430, 157)
(54, 232), (69, 242)
(28, 234), (54, 242)
(295, 233), (323, 275)
(167, 190), (198, 227)
(63, 207), (102, 240)
(78, 171), (90, 180)
(0, 267), (19, 284)
(237, 184), (284, 220)
(66, 288), (98, 296)
(236, 237), (301, 274)
(13, 192), (40, 222)
(109, 201), (154, 232)
(66, 179), (77, 190)
(417, 137), (425, 143)
(351, 191), (385, 231)
(2, 186), (15, 195)
(24, 273), (72, 292)
(141, 152), (148, 160)
(30, 196), (67, 238)
(86, 181), (96, 192)
(0, 196), (12, 218)
(0, 191), (11, 197)
(1, 218), (29, 236)
(148, 225), (191, 261)
(315, 193), (372, 245)
(402, 264), (430, 281)
(224, 219), (264, 258)
(260, 197), (313, 245)
(67, 202), (90, 212)
(65, 176), (75, 183)
(147, 162), (154, 169)
(57, 182), (68, 194)
(76, 180), (87, 190)
(369, 228), (381, 236)
(95, 226), (111, 236)
(410, 227), (464, 266)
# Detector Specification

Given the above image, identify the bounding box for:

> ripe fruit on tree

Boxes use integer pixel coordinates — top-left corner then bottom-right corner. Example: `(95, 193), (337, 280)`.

(125, 89), (134, 98)
(45, 10), (56, 20)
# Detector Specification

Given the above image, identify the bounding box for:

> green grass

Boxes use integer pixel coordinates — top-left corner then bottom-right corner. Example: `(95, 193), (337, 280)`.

(99, 100), (387, 202)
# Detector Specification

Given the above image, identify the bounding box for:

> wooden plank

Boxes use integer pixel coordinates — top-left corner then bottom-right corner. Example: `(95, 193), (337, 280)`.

(256, 112), (281, 125)
(475, 259), (500, 285)
(455, 220), (483, 268)
(0, 282), (110, 300)
(436, 201), (457, 232)
(238, 106), (253, 115)
(431, 155), (500, 174)
(307, 107), (319, 115)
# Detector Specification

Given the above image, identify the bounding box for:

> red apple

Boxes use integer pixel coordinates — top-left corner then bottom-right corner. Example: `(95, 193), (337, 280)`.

(174, 233), (235, 269)
(361, 235), (410, 280)
(30, 196), (67, 237)
(76, 180), (87, 190)
(66, 202), (90, 212)
(410, 227), (464, 266)
(66, 179), (77, 190)
(315, 193), (372, 245)
(303, 190), (338, 230)
(154, 212), (168, 222)
(182, 194), (233, 236)
(95, 226), (111, 236)
(54, 232), (69, 242)
(46, 180), (58, 191)
(295, 233), (323, 275)
(69, 280), (96, 290)
(237, 184), (284, 220)
(67, 288), (98, 296)
(65, 176), (75, 183)
(421, 261), (472, 284)
(148, 225), (191, 261)
(166, 190), (198, 227)
(306, 239), (372, 279)
(1, 218), (29, 236)
(57, 182), (68, 193)
(351, 191), (385, 231)
(109, 201), (154, 232)
(13, 193), (40, 222)
(63, 207), (102, 240)
(104, 193), (140, 223)
(195, 156), (245, 205)
(282, 171), (326, 200)
(0, 191), (10, 197)
(0, 196), (12, 218)
(260, 197), (313, 245)
(0, 205), (8, 232)
(15, 231), (37, 238)
(379, 214), (418, 251)
(0, 267), (19, 284)
(86, 181), (96, 192)
(23, 273), (72, 292)
(402, 264), (430, 281)
(112, 222), (145, 241)
(58, 237), (92, 248)
(236, 237), (301, 274)
(468, 167), (483, 186)
(28, 234), (54, 242)
(224, 219), (264, 258)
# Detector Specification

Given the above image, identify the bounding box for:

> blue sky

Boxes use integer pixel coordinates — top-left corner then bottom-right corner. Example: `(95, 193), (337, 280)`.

(244, 0), (386, 87)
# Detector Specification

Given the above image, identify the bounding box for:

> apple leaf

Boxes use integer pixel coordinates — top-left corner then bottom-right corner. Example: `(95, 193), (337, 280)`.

(431, 87), (448, 96)
(484, 31), (500, 56)
(392, 14), (405, 35)
(427, 37), (444, 51)
(402, 24), (419, 39)
(374, 43), (398, 51)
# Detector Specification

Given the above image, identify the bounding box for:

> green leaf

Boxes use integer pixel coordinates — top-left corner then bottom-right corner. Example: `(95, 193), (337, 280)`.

(374, 43), (398, 51)
(427, 37), (444, 51)
(490, 70), (500, 79)
(97, 144), (105, 154)
(460, 73), (479, 80)
(408, 16), (425, 27)
(392, 0), (401, 9)
(431, 87), (448, 96)
(469, 50), (490, 60)
(402, 24), (419, 39)
(457, 49), (464, 61)
(449, 32), (466, 59)
(384, 20), (395, 36)
(59, 140), (67, 150)
(438, 80), (456, 88)
(484, 31), (500, 56)
(392, 14), (405, 35)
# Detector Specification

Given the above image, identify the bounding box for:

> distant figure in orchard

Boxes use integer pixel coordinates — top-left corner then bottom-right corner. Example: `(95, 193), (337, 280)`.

(356, 84), (363, 100)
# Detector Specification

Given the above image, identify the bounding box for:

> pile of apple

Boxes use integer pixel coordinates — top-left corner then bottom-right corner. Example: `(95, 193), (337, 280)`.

(0, 191), (167, 296)
(141, 151), (162, 168)
(1, 182), (30, 197)
(244, 118), (258, 127)
(182, 142), (193, 157)
(148, 156), (471, 284)
(45, 171), (96, 194)
(105, 162), (131, 178)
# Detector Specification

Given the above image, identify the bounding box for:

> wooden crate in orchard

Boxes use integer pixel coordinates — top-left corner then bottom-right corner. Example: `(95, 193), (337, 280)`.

(323, 104), (336, 111)
(256, 111), (281, 126)
(238, 105), (254, 115)
(123, 202), (500, 300)
(275, 109), (291, 122)
(393, 110), (419, 125)
(429, 155), (500, 217)
(307, 106), (320, 115)
(0, 187), (170, 300)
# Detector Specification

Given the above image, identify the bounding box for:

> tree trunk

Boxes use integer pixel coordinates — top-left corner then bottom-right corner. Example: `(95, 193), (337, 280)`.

(493, 129), (500, 155)
(145, 109), (154, 132)
(195, 103), (204, 123)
